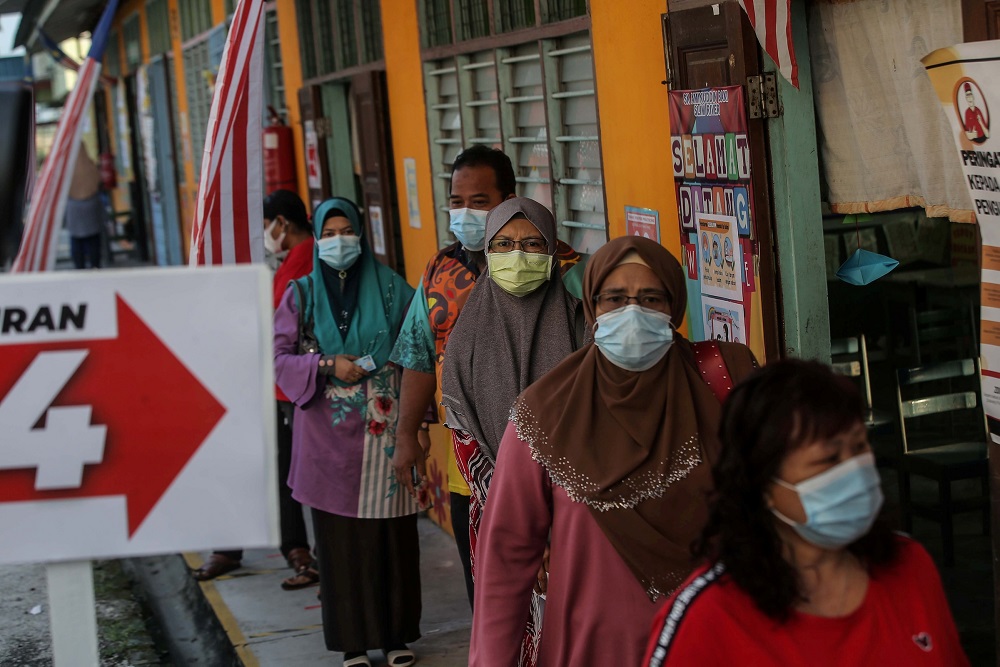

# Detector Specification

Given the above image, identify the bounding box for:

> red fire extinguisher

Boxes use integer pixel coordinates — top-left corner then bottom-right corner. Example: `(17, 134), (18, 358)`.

(263, 107), (297, 194)
(99, 152), (117, 190)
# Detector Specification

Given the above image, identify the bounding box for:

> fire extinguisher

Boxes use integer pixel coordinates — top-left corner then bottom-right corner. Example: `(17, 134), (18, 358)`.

(99, 152), (117, 190)
(263, 107), (297, 194)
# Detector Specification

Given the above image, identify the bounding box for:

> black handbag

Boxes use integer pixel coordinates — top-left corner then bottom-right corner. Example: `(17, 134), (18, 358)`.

(292, 276), (320, 355)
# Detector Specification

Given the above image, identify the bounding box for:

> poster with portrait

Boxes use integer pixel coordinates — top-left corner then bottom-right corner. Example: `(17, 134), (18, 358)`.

(703, 296), (746, 345)
(924, 41), (1000, 441)
(696, 211), (742, 302)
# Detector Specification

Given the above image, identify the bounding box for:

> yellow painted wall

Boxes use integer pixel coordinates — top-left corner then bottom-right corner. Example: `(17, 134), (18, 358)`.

(591, 0), (689, 337)
(381, 0), (440, 288)
(275, 1), (310, 205)
(381, 0), (457, 535)
(166, 0), (196, 256)
(590, 0), (678, 250)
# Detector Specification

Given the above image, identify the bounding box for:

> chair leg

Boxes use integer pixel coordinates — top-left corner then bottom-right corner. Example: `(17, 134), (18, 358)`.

(940, 479), (954, 567)
(899, 468), (913, 533)
(983, 473), (991, 537)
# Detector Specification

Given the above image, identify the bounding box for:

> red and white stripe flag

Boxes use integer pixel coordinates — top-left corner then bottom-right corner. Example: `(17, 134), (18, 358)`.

(11, 0), (119, 273)
(188, 0), (266, 265)
(738, 0), (799, 89)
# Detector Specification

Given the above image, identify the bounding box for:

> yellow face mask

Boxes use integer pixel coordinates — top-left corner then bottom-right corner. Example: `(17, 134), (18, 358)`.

(487, 250), (554, 297)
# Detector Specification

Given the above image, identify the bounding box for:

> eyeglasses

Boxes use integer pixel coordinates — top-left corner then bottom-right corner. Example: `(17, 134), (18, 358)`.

(488, 237), (548, 253)
(593, 292), (670, 310)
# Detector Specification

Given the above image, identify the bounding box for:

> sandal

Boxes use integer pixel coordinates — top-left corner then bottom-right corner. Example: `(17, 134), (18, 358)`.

(343, 652), (371, 666)
(385, 646), (416, 667)
(191, 553), (241, 581)
(281, 547), (319, 591)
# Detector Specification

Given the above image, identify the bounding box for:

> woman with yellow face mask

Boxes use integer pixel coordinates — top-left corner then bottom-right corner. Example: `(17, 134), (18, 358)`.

(441, 196), (582, 665)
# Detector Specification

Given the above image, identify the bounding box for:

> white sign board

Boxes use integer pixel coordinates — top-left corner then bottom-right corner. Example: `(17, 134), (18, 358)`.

(0, 266), (278, 564)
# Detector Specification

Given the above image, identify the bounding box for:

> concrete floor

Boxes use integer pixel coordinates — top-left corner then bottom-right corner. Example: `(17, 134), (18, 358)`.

(192, 515), (471, 666)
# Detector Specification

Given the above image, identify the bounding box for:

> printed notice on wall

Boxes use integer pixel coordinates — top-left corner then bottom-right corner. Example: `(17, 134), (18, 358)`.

(924, 41), (1000, 442)
(696, 212), (742, 302)
(404, 158), (421, 229)
(369, 205), (387, 256)
(669, 85), (761, 359)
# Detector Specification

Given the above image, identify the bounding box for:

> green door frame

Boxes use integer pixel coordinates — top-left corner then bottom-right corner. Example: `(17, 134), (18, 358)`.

(320, 81), (359, 202)
(766, 0), (830, 362)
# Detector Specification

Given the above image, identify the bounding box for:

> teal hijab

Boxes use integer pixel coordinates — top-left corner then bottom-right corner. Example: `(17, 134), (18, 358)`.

(296, 197), (414, 385)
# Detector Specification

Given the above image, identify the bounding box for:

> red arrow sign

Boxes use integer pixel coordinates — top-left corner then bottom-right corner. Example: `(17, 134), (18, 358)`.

(0, 295), (226, 536)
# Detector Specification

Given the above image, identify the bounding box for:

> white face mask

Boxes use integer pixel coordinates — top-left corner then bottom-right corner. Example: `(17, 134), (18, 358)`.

(593, 305), (674, 372)
(317, 234), (362, 271)
(264, 219), (286, 255)
(449, 207), (489, 251)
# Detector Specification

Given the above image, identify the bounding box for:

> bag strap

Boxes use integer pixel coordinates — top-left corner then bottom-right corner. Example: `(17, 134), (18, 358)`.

(691, 340), (734, 404)
(292, 276), (315, 344)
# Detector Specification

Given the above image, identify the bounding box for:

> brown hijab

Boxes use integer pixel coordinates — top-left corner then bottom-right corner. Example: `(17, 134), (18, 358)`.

(441, 197), (581, 462)
(513, 236), (756, 599)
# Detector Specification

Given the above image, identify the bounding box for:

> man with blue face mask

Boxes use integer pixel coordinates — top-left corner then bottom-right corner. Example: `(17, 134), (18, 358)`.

(389, 146), (581, 608)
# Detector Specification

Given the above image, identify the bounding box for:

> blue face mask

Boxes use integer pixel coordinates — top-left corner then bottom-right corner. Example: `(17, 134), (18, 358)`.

(317, 234), (361, 271)
(771, 452), (884, 549)
(593, 305), (674, 372)
(449, 207), (489, 251)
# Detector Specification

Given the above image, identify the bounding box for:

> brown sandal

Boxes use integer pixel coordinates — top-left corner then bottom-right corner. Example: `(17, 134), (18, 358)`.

(191, 553), (241, 581)
(281, 547), (319, 590)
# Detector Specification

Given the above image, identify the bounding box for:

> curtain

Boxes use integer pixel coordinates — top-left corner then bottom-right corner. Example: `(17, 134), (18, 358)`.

(809, 0), (974, 222)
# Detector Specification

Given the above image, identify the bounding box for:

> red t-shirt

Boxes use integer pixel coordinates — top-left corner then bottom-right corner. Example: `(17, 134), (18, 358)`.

(272, 237), (314, 402)
(965, 107), (987, 140)
(644, 536), (968, 667)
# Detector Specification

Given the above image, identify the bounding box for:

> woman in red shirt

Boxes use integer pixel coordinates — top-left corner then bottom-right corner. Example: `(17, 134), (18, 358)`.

(645, 359), (969, 667)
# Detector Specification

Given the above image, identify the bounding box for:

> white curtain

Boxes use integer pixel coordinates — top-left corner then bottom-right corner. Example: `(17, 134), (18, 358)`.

(809, 0), (974, 222)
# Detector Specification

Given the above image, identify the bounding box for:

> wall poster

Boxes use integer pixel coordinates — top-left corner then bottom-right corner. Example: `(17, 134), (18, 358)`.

(924, 42), (1000, 442)
(670, 85), (761, 358)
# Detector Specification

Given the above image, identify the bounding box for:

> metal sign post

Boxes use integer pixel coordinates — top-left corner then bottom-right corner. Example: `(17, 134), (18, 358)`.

(46, 560), (99, 666)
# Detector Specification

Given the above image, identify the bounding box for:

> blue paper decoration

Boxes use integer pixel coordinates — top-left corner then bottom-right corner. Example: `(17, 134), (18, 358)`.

(836, 249), (900, 286)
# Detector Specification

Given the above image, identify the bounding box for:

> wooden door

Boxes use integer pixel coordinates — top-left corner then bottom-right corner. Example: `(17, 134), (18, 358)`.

(963, 0), (1000, 40)
(351, 70), (403, 274)
(665, 0), (782, 362)
(298, 84), (332, 211)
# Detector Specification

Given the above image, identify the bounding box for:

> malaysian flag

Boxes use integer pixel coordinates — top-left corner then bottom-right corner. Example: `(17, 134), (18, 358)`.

(38, 29), (118, 88)
(738, 0), (798, 89)
(11, 0), (120, 273)
(188, 0), (266, 265)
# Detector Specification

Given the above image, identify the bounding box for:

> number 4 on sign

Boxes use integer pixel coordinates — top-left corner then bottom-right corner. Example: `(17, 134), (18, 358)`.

(0, 350), (107, 490)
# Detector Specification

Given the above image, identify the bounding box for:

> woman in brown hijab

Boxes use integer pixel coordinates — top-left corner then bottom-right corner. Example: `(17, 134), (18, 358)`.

(469, 236), (756, 666)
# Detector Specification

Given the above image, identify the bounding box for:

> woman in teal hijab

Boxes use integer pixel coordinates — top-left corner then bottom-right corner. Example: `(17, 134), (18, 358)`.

(274, 197), (420, 667)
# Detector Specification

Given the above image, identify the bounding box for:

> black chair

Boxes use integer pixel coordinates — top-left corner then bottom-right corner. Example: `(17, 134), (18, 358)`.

(831, 334), (893, 435)
(895, 358), (989, 565)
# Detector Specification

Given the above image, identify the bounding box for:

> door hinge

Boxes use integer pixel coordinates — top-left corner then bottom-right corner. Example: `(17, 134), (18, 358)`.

(746, 73), (782, 119)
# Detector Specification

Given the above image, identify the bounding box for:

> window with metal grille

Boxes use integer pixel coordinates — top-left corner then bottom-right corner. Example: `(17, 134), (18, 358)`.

(315, 0), (336, 74)
(455, 0), (490, 41)
(334, 0), (358, 69)
(542, 0), (587, 23)
(178, 0), (212, 42)
(182, 23), (226, 179)
(494, 0), (535, 33)
(295, 0), (317, 79)
(146, 0), (171, 57)
(420, 0), (453, 48)
(104, 29), (122, 77)
(263, 7), (287, 119)
(123, 13), (142, 72)
(423, 32), (605, 253)
(360, 1), (384, 63)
